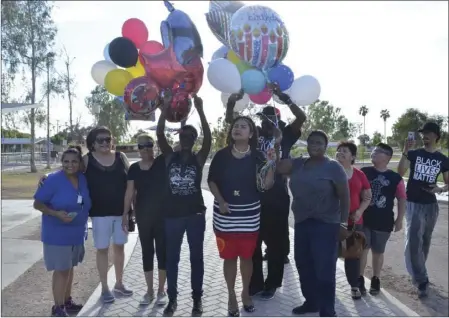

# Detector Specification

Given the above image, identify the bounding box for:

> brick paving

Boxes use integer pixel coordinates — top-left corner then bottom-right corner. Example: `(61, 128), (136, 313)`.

(91, 192), (418, 317)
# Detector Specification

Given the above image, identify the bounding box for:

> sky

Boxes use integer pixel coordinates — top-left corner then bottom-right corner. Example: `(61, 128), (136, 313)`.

(8, 0), (449, 140)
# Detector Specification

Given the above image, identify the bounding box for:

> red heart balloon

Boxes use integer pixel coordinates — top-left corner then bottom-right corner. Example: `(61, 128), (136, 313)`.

(123, 76), (161, 115)
(140, 45), (188, 89)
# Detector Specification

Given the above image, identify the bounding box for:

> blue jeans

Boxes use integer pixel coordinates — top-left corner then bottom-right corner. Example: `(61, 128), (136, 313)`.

(165, 213), (206, 300)
(295, 219), (339, 317)
(404, 201), (439, 285)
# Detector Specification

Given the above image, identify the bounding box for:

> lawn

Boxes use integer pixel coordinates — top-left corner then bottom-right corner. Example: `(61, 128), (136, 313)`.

(1, 168), (56, 199)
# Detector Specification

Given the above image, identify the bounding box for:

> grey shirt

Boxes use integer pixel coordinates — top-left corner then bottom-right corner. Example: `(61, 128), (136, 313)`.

(289, 157), (348, 224)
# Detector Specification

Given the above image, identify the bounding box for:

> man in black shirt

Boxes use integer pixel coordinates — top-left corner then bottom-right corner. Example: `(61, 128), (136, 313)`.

(225, 84), (306, 300)
(397, 122), (449, 298)
(360, 143), (406, 296)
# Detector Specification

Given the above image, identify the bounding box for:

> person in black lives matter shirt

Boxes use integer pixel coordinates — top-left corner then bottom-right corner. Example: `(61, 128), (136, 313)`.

(157, 94), (211, 317)
(225, 84), (306, 300)
(397, 122), (449, 298)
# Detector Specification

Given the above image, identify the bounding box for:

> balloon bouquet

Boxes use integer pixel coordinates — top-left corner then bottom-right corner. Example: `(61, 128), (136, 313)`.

(90, 0), (204, 123)
(205, 1), (321, 111)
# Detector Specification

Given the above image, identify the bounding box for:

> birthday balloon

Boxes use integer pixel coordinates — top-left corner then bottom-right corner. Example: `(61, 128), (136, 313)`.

(206, 1), (245, 46)
(289, 75), (321, 106)
(108, 37), (139, 68)
(161, 1), (203, 66)
(123, 76), (161, 115)
(122, 18), (149, 49)
(221, 92), (250, 112)
(229, 5), (289, 71)
(91, 60), (117, 86)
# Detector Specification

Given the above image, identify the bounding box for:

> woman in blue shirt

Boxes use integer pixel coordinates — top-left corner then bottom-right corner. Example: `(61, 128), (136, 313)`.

(34, 146), (92, 317)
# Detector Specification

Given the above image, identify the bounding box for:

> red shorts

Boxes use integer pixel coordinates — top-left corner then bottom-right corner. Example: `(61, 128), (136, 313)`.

(215, 232), (258, 259)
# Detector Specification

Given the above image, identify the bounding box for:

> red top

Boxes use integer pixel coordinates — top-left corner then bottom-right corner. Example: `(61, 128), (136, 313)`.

(348, 168), (371, 225)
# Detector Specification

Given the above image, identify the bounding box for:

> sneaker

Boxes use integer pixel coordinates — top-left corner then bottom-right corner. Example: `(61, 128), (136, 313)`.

(358, 276), (367, 295)
(192, 298), (203, 316)
(51, 305), (68, 317)
(370, 276), (381, 296)
(292, 303), (319, 315)
(139, 292), (155, 306)
(249, 288), (264, 297)
(351, 287), (362, 300)
(260, 288), (276, 301)
(418, 280), (429, 298)
(156, 291), (168, 306)
(64, 297), (83, 313)
(101, 290), (115, 303)
(113, 284), (133, 296)
(163, 299), (177, 317)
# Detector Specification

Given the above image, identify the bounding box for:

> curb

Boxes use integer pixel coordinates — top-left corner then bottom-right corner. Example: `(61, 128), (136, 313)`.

(335, 259), (419, 316)
(77, 232), (140, 317)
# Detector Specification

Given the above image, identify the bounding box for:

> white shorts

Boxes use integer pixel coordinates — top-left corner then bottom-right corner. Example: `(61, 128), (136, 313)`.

(91, 216), (128, 249)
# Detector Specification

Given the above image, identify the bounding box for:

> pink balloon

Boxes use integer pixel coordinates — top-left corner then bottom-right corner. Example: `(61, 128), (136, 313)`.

(122, 18), (149, 49)
(140, 40), (164, 55)
(249, 87), (272, 105)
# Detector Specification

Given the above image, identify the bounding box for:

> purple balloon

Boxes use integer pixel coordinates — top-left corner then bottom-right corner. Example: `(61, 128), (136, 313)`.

(268, 64), (294, 91)
(161, 4), (203, 66)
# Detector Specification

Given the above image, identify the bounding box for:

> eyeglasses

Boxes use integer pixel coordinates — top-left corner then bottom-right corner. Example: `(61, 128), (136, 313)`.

(96, 137), (112, 144)
(137, 142), (154, 150)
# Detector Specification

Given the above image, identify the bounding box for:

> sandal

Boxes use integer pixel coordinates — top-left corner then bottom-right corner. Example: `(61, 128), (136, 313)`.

(243, 304), (255, 313)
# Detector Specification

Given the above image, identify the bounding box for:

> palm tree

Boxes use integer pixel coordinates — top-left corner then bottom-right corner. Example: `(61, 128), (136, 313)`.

(380, 109), (390, 143)
(359, 105), (369, 137)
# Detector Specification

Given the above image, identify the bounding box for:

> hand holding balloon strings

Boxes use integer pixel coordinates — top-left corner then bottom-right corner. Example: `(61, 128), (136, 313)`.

(269, 83), (292, 105)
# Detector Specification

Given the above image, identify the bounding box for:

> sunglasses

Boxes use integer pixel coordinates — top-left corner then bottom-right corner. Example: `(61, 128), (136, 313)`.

(96, 137), (112, 144)
(138, 142), (154, 150)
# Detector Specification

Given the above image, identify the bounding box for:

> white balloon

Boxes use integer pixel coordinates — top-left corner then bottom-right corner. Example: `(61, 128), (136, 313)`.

(91, 60), (117, 86)
(207, 58), (241, 93)
(289, 75), (321, 106)
(211, 45), (229, 61)
(221, 92), (250, 112)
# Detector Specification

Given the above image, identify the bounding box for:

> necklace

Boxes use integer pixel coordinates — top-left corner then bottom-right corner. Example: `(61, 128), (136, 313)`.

(233, 144), (250, 154)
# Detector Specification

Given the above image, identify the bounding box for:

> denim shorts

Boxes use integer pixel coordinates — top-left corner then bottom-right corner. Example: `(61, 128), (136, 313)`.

(43, 244), (85, 271)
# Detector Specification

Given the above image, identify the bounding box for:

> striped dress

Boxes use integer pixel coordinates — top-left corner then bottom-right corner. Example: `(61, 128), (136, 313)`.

(208, 147), (263, 234)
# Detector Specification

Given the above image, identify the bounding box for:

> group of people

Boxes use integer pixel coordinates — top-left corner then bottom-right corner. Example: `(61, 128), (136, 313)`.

(34, 84), (449, 317)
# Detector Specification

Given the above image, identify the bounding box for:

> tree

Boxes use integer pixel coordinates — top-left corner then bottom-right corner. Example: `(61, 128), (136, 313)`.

(301, 100), (356, 140)
(1, 0), (58, 172)
(85, 85), (129, 143)
(61, 47), (76, 136)
(359, 105), (369, 137)
(372, 131), (383, 146)
(211, 116), (229, 154)
(391, 108), (448, 149)
(380, 109), (390, 142)
(358, 134), (370, 146)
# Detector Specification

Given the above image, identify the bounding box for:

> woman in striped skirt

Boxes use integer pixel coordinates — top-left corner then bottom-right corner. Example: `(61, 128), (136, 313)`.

(208, 116), (277, 317)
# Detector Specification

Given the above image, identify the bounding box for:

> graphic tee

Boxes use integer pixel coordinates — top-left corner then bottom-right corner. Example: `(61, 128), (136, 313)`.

(406, 149), (449, 204)
(258, 124), (300, 201)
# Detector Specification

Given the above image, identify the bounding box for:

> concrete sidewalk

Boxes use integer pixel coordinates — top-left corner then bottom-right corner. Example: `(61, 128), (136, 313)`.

(78, 191), (418, 317)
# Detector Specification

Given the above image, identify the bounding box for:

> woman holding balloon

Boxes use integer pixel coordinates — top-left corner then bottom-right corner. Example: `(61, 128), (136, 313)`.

(156, 94), (211, 317)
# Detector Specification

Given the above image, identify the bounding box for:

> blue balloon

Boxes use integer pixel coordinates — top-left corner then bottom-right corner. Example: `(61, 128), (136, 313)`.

(103, 43), (112, 61)
(161, 2), (203, 66)
(241, 69), (266, 95)
(268, 64), (295, 91)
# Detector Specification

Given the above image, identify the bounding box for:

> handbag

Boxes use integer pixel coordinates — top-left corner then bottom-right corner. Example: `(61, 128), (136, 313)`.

(338, 224), (366, 259)
(127, 209), (136, 232)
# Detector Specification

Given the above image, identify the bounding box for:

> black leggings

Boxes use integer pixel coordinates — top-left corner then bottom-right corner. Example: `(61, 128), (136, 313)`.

(137, 219), (166, 272)
(344, 224), (362, 288)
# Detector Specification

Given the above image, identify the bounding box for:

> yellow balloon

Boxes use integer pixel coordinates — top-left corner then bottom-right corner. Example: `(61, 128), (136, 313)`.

(126, 60), (145, 78)
(236, 61), (253, 75)
(227, 50), (241, 65)
(104, 69), (133, 96)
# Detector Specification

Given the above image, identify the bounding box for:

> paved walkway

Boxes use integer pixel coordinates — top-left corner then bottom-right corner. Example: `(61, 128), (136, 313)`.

(79, 191), (418, 317)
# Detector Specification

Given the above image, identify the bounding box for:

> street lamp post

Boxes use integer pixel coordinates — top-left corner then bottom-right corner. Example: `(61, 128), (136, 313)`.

(46, 52), (55, 169)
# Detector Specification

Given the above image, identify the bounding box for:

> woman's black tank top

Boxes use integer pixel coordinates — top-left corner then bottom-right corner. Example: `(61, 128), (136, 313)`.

(165, 152), (205, 218)
(85, 152), (127, 217)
